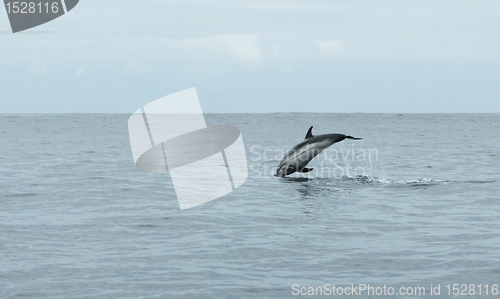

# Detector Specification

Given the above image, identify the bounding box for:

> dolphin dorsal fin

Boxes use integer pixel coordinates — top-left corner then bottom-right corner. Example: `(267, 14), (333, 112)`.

(305, 126), (314, 139)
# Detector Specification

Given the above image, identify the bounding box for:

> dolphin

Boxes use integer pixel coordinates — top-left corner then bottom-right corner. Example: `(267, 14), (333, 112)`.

(275, 126), (361, 177)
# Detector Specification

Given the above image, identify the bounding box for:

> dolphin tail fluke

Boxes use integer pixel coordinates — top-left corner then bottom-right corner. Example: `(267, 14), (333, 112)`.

(345, 136), (362, 140)
(298, 167), (313, 173)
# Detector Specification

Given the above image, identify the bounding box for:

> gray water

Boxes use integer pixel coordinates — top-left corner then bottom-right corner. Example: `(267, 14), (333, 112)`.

(1, 114), (499, 298)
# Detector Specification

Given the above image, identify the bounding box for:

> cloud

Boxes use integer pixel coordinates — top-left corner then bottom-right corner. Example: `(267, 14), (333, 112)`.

(75, 67), (86, 76)
(27, 61), (50, 76)
(242, 1), (339, 10)
(453, 60), (464, 72)
(317, 40), (342, 54)
(122, 59), (153, 75)
(173, 34), (262, 63)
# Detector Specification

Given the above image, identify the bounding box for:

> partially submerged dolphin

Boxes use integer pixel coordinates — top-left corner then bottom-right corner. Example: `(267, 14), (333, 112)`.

(275, 126), (361, 177)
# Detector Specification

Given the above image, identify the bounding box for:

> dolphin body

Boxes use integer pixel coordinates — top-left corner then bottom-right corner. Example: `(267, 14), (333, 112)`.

(275, 126), (361, 177)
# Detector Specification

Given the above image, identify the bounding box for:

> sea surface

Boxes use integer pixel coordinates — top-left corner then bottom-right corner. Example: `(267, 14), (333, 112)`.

(1, 114), (499, 298)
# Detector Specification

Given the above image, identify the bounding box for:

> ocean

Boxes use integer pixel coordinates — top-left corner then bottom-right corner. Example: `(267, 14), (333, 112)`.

(1, 113), (499, 298)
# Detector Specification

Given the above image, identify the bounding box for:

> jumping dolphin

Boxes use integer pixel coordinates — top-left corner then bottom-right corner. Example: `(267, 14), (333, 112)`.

(275, 126), (361, 177)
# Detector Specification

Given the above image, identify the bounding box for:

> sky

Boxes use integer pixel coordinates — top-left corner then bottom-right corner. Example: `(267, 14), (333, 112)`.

(1, 0), (500, 113)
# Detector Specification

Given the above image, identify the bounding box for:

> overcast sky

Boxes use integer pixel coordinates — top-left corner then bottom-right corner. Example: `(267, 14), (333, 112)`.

(1, 0), (499, 113)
